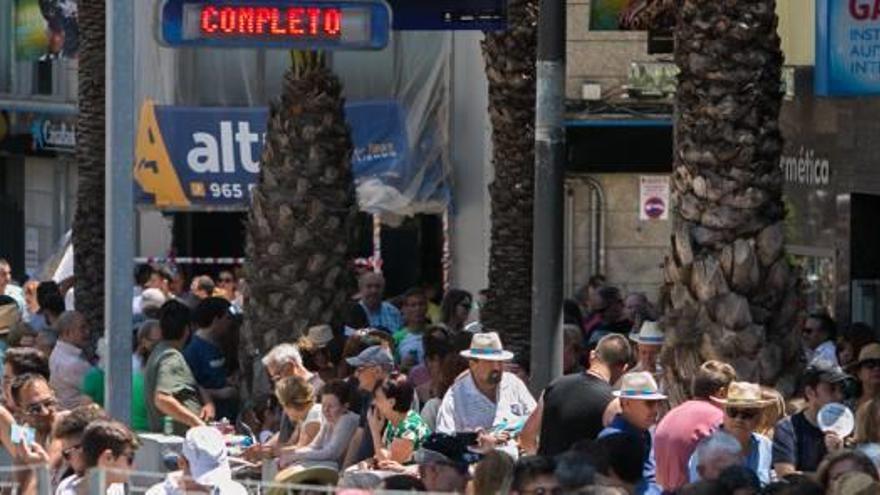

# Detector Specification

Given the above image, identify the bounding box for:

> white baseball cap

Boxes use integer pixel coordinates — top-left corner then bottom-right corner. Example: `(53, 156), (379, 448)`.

(182, 426), (231, 487)
(140, 288), (167, 311)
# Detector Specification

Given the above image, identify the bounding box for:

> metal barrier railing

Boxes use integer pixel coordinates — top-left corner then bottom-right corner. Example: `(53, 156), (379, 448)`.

(0, 464), (51, 495)
(0, 463), (456, 495)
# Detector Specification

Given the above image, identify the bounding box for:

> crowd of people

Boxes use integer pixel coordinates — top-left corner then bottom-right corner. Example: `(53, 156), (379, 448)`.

(3, 259), (880, 494)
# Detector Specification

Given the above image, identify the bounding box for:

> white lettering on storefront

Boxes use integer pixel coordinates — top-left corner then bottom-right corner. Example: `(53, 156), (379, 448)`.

(186, 121), (266, 174)
(779, 147), (831, 187)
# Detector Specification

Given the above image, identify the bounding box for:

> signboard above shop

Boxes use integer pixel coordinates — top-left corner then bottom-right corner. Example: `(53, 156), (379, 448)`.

(816, 0), (880, 96)
(0, 110), (77, 155)
(158, 0), (391, 49)
(133, 100), (449, 213)
(386, 0), (506, 30)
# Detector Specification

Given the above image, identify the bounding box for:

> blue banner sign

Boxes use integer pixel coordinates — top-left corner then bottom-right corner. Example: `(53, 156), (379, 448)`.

(816, 0), (880, 96)
(134, 100), (410, 209)
(158, 0), (391, 50)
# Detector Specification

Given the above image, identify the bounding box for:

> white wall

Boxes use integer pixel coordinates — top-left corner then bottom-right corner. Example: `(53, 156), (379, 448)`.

(448, 32), (492, 295)
(137, 210), (173, 258)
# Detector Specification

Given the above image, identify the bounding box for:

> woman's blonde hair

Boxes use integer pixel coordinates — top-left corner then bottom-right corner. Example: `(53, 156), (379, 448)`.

(274, 375), (314, 409)
(856, 398), (880, 444)
(757, 386), (786, 438)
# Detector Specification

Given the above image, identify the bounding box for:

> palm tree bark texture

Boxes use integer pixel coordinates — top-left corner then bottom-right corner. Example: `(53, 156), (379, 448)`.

(480, 0), (538, 355)
(661, 0), (802, 402)
(72, 0), (106, 331)
(244, 51), (357, 358)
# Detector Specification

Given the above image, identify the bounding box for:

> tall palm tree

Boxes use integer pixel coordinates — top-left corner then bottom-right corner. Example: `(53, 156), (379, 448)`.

(72, 0), (106, 331)
(243, 51), (357, 362)
(661, 0), (801, 402)
(480, 0), (538, 354)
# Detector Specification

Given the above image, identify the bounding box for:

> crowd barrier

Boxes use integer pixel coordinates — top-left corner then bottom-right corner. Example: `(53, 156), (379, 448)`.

(0, 465), (454, 495)
(0, 464), (50, 495)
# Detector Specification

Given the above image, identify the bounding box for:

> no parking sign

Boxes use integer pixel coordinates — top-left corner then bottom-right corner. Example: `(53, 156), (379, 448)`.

(639, 176), (669, 221)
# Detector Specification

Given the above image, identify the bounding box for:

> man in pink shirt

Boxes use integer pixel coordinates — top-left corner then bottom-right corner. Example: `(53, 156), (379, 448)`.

(654, 360), (736, 493)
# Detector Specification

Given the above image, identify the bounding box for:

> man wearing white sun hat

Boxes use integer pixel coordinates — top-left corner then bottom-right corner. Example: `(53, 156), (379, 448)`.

(629, 320), (665, 379)
(600, 371), (667, 495)
(146, 426), (248, 495)
(435, 332), (536, 458)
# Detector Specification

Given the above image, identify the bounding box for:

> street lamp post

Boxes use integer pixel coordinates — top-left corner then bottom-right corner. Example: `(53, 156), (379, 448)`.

(530, 0), (566, 393)
(104, 0), (135, 423)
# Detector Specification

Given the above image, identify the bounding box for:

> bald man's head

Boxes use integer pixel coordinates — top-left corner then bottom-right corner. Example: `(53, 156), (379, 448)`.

(591, 334), (632, 384)
(359, 272), (385, 308)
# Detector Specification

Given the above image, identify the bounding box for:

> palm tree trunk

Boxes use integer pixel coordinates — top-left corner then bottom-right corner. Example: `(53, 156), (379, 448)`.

(243, 51), (357, 378)
(72, 0), (106, 331)
(480, 0), (538, 354)
(662, 0), (801, 402)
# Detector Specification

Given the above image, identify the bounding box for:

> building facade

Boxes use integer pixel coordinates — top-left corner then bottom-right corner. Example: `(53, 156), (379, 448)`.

(0, 0), (79, 281)
(560, 0), (825, 314)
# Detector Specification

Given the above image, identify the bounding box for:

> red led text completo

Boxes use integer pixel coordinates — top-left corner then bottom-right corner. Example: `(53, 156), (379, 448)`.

(200, 5), (343, 38)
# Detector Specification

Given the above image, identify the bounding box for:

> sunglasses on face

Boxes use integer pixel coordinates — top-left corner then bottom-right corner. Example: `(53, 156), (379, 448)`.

(219, 278), (234, 283)
(62, 444), (82, 460)
(862, 359), (880, 369)
(727, 408), (759, 420)
(523, 488), (563, 495)
(25, 398), (59, 416)
(355, 365), (376, 375)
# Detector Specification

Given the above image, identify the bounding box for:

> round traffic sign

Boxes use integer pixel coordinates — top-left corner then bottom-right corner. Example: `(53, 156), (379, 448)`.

(644, 196), (665, 219)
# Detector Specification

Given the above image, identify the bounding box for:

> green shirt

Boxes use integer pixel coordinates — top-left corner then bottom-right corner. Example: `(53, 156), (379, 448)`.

(392, 327), (425, 370)
(382, 410), (431, 453)
(81, 367), (149, 432)
(143, 341), (203, 435)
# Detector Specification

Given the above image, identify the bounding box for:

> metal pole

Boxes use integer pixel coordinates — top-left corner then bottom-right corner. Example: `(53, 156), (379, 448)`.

(105, 0), (135, 423)
(530, 0), (566, 392)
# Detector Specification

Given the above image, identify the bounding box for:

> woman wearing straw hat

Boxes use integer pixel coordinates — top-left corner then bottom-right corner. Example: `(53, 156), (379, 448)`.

(297, 325), (337, 383)
(689, 382), (774, 485)
(848, 343), (880, 411)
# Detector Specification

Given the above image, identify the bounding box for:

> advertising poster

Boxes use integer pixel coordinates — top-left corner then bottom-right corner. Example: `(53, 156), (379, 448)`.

(816, 0), (880, 95)
(14, 0), (78, 62)
(590, 0), (631, 30)
(639, 175), (669, 221)
(134, 100), (416, 210)
(589, 0), (674, 31)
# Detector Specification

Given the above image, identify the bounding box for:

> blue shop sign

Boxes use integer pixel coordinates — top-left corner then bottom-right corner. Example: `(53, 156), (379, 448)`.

(134, 100), (426, 210)
(816, 0), (880, 96)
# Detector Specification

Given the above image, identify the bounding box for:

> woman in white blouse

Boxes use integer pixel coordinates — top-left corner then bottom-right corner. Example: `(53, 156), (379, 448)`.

(280, 380), (359, 469)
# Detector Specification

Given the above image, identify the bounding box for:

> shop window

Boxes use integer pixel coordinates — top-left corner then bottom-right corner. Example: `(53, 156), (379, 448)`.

(1, 0), (78, 101)
(789, 251), (836, 317)
(0, 158), (25, 282)
(380, 214), (444, 298)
